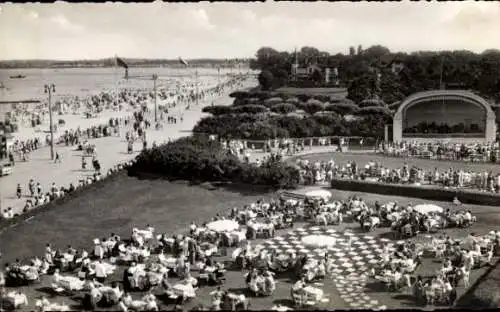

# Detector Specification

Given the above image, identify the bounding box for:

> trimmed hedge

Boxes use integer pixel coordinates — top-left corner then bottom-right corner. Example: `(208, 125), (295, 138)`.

(202, 105), (233, 116)
(128, 135), (300, 189)
(270, 103), (297, 114)
(193, 113), (388, 140)
(330, 179), (500, 206)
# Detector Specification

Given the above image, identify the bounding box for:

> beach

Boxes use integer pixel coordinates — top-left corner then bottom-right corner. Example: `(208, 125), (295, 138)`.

(0, 68), (256, 216)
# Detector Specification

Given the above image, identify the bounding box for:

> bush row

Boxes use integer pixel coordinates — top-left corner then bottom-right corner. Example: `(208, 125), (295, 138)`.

(193, 113), (391, 140)
(128, 135), (300, 189)
(229, 90), (355, 106)
(330, 178), (500, 206)
(202, 102), (393, 118)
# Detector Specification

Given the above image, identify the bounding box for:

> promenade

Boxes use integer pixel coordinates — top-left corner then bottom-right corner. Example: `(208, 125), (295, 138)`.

(0, 78), (257, 216)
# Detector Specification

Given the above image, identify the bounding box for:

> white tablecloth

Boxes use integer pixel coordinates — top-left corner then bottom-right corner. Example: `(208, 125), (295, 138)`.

(303, 286), (323, 301)
(207, 220), (239, 233)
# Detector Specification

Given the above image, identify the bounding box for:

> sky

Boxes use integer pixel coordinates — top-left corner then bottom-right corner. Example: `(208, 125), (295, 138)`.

(0, 1), (499, 60)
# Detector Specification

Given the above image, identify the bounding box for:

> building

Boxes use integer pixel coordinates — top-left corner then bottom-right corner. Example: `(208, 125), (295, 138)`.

(291, 62), (339, 84)
(390, 61), (405, 74)
(393, 90), (497, 143)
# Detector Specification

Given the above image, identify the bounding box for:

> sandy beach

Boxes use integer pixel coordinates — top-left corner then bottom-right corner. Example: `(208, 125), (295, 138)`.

(0, 76), (257, 215)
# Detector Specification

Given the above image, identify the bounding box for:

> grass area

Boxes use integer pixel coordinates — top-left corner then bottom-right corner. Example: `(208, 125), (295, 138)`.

(290, 152), (500, 174)
(1, 173), (499, 310)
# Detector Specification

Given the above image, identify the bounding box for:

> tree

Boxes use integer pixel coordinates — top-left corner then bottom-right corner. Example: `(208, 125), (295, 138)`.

(357, 45), (363, 55)
(311, 69), (323, 84)
(349, 46), (356, 56)
(258, 70), (274, 91)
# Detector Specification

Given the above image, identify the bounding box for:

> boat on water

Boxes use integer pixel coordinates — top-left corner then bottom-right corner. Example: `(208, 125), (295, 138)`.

(9, 75), (26, 79)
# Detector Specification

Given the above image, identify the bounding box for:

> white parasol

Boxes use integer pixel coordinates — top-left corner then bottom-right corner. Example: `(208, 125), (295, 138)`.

(305, 190), (332, 201)
(206, 220), (239, 233)
(301, 235), (337, 248)
(413, 204), (444, 215)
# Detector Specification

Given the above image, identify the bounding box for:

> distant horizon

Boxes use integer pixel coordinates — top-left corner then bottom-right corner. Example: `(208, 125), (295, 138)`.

(1, 2), (499, 60)
(1, 47), (500, 63)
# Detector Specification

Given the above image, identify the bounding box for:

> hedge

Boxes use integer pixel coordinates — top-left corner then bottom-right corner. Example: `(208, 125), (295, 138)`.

(330, 178), (500, 206)
(128, 135), (300, 189)
(270, 103), (297, 114)
(202, 105), (233, 116)
(193, 113), (388, 140)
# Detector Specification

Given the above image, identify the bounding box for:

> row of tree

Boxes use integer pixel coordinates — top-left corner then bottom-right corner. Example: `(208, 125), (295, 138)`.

(251, 46), (500, 104)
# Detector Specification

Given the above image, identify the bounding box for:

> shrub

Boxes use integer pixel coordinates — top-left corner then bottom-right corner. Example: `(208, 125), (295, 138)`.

(202, 105), (233, 116)
(229, 91), (250, 99)
(355, 106), (393, 117)
(258, 70), (274, 91)
(286, 97), (300, 104)
(359, 98), (387, 108)
(388, 101), (402, 110)
(232, 104), (268, 114)
(302, 101), (325, 114)
(129, 135), (300, 189)
(324, 103), (359, 115)
(270, 103), (297, 114)
(263, 97), (283, 106)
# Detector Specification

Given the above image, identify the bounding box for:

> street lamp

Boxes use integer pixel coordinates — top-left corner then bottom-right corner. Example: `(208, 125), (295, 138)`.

(44, 83), (56, 160)
(152, 74), (158, 123)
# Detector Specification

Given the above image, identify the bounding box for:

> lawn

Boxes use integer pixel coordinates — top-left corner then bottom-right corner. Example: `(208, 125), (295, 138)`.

(1, 173), (499, 310)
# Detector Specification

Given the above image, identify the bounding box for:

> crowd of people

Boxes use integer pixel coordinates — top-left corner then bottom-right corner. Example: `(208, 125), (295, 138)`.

(295, 158), (500, 193)
(1, 190), (498, 310)
(379, 141), (500, 163)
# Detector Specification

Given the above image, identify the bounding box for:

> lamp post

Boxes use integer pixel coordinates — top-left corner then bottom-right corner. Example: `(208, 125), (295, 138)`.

(195, 69), (199, 106)
(44, 83), (56, 160)
(152, 74), (158, 122)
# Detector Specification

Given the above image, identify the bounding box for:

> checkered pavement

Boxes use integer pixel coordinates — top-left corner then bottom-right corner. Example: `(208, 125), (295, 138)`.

(256, 226), (397, 275)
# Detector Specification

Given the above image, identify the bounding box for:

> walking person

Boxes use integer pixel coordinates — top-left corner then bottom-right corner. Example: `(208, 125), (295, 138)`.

(16, 183), (22, 199)
(28, 179), (35, 197)
(54, 152), (61, 164)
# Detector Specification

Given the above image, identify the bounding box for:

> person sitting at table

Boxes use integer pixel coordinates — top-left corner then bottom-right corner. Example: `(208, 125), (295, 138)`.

(161, 272), (173, 292)
(263, 271), (276, 296)
(183, 272), (198, 287)
(143, 291), (159, 311)
(210, 286), (224, 311)
(117, 297), (128, 312)
(126, 262), (140, 290)
(316, 259), (327, 279)
(94, 259), (107, 283)
(108, 281), (123, 305)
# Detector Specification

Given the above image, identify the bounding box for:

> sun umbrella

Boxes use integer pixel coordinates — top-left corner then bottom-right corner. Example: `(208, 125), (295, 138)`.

(413, 204), (443, 215)
(206, 220), (239, 233)
(305, 190), (332, 201)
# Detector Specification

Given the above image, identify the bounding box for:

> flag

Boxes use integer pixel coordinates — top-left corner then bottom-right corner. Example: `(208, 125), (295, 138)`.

(115, 57), (128, 69)
(179, 57), (189, 66)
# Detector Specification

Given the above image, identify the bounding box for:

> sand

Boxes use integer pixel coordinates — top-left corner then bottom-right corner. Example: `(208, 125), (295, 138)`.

(0, 76), (257, 216)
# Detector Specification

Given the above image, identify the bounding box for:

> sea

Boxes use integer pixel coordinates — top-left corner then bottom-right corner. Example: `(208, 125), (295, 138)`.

(0, 66), (252, 102)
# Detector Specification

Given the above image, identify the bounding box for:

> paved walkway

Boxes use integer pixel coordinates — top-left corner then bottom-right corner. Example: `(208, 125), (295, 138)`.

(0, 78), (257, 215)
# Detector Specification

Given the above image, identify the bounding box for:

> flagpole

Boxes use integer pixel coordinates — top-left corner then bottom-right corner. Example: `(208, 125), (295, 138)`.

(196, 68), (199, 106)
(439, 55), (444, 90)
(153, 74), (158, 122)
